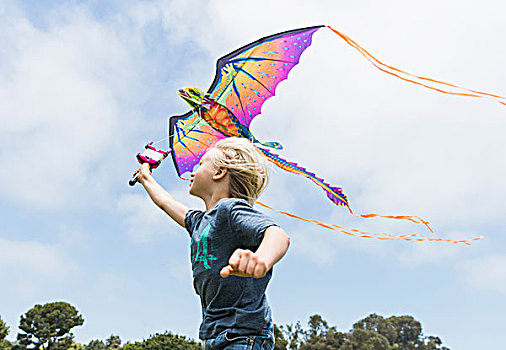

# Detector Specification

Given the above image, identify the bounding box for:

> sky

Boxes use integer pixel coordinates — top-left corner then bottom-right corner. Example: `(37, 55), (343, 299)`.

(0, 0), (505, 349)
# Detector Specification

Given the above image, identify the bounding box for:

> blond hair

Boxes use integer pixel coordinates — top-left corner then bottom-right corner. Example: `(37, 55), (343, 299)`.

(211, 137), (269, 205)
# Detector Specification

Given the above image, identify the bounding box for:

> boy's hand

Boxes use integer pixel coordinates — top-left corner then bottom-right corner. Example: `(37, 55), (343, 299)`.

(135, 163), (152, 184)
(220, 249), (269, 279)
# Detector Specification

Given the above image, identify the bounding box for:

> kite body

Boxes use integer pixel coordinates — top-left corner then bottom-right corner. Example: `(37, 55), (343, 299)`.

(178, 87), (282, 150)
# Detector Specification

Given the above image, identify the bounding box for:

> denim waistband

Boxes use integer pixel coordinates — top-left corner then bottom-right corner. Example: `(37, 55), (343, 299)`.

(210, 322), (274, 340)
(204, 323), (274, 350)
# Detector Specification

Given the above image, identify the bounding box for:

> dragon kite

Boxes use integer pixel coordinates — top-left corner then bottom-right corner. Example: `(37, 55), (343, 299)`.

(133, 25), (501, 244)
(169, 26), (350, 209)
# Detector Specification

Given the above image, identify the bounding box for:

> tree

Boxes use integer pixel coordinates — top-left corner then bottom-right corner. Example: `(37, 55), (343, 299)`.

(274, 324), (288, 350)
(0, 317), (8, 340)
(298, 315), (346, 350)
(340, 329), (391, 350)
(0, 316), (11, 350)
(106, 336), (121, 349)
(353, 313), (397, 345)
(0, 338), (10, 350)
(279, 313), (449, 350)
(17, 301), (84, 350)
(386, 315), (423, 349)
(307, 315), (329, 338)
(84, 340), (107, 350)
(120, 332), (200, 350)
(352, 314), (450, 350)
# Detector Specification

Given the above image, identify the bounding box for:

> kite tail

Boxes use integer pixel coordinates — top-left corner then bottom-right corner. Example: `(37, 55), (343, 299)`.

(349, 210), (435, 234)
(257, 147), (435, 234)
(256, 147), (349, 207)
(255, 201), (484, 245)
(327, 26), (506, 106)
(182, 152), (482, 244)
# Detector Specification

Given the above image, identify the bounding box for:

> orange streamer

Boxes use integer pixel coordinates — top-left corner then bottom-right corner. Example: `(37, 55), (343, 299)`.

(327, 26), (506, 106)
(182, 177), (482, 244)
(350, 211), (433, 234)
(256, 201), (483, 245)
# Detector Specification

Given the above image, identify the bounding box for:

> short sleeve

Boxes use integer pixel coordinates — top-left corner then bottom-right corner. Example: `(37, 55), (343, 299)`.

(230, 200), (278, 248)
(185, 209), (205, 237)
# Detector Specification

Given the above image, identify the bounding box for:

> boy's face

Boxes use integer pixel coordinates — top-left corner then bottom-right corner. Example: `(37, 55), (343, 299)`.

(189, 149), (219, 198)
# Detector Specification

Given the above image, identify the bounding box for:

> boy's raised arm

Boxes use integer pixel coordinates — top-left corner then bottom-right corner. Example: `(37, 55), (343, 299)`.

(137, 163), (189, 228)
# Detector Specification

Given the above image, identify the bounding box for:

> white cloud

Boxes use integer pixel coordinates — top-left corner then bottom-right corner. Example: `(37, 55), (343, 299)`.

(0, 3), (145, 209)
(0, 237), (78, 276)
(396, 238), (462, 268)
(461, 254), (506, 294)
(117, 193), (178, 243)
(168, 259), (192, 281)
(289, 225), (341, 265)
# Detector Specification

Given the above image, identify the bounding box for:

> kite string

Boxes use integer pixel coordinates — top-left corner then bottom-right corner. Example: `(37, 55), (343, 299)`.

(151, 135), (171, 147)
(327, 26), (506, 106)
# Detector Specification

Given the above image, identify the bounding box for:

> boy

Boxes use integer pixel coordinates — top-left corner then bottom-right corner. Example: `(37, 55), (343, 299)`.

(136, 137), (290, 350)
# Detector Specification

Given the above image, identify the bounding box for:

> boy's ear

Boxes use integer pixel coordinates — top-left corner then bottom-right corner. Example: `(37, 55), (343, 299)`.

(213, 167), (228, 180)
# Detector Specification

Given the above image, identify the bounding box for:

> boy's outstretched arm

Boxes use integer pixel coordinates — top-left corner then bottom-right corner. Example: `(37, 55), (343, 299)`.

(220, 226), (290, 279)
(137, 163), (189, 228)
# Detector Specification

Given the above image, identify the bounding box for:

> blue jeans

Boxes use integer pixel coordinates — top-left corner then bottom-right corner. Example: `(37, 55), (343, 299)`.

(203, 325), (274, 350)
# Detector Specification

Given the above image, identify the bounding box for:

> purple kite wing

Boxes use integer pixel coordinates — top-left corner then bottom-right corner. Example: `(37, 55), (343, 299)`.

(168, 110), (227, 177)
(168, 26), (323, 177)
(207, 25), (323, 127)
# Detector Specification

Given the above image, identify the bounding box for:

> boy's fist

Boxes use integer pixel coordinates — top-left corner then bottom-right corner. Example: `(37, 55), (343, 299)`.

(220, 249), (269, 279)
(135, 163), (152, 184)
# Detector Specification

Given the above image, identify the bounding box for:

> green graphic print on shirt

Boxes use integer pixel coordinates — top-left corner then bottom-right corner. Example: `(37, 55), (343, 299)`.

(193, 223), (217, 269)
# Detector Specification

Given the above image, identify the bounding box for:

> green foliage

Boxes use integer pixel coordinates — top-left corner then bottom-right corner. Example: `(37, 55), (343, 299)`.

(0, 339), (11, 350)
(6, 302), (451, 350)
(341, 329), (390, 350)
(274, 324), (288, 350)
(52, 335), (80, 350)
(106, 335), (121, 349)
(0, 315), (12, 350)
(84, 340), (107, 350)
(17, 301), (84, 350)
(297, 316), (346, 350)
(385, 315), (422, 349)
(353, 313), (397, 344)
(120, 332), (200, 350)
(0, 317), (8, 341)
(83, 336), (120, 350)
(68, 340), (85, 350)
(280, 313), (450, 350)
(281, 321), (304, 350)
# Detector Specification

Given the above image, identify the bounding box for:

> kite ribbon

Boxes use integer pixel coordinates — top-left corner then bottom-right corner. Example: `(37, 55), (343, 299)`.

(327, 26), (506, 106)
(180, 169), (482, 244)
(258, 147), (434, 233)
(256, 201), (483, 245)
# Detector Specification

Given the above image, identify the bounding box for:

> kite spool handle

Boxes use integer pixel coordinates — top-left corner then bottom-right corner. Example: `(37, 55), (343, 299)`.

(129, 173), (139, 186)
(129, 142), (172, 187)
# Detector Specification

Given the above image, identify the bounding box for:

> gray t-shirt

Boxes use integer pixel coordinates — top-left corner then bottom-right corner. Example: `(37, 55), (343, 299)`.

(184, 198), (277, 340)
